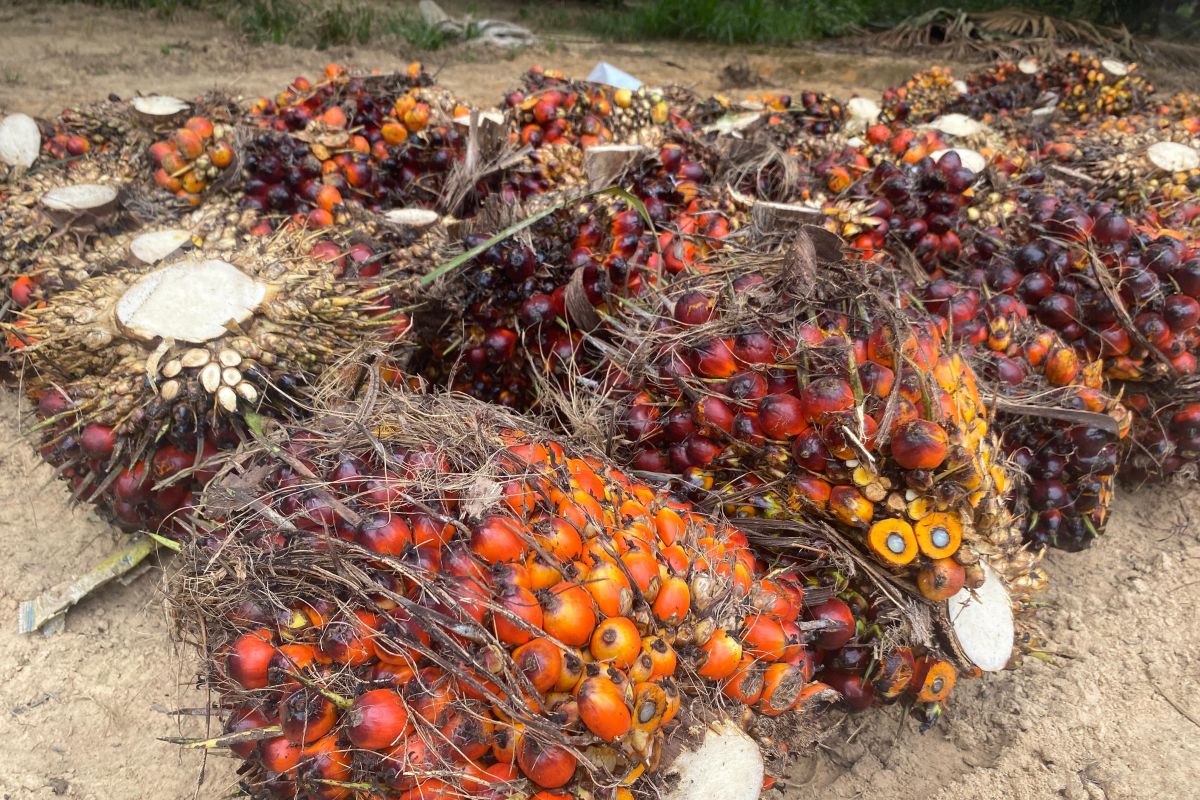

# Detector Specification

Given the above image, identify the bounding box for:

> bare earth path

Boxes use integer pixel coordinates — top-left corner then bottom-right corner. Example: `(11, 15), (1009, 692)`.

(1, 5), (1198, 799)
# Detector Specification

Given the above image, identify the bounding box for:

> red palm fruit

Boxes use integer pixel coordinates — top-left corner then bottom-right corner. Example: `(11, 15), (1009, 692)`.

(651, 575), (690, 624)
(741, 615), (788, 661)
(358, 514), (412, 555)
(577, 676), (633, 741)
(209, 141), (235, 168)
(872, 647), (916, 698)
(1164, 294), (1200, 332)
(758, 663), (805, 716)
(259, 735), (303, 774)
(517, 737), (577, 789)
(513, 638), (564, 694)
(590, 617), (641, 668)
(300, 733), (353, 788)
(227, 629), (275, 689)
(268, 643), (318, 685)
(911, 657), (957, 703)
(723, 657), (765, 705)
(348, 690), (412, 753)
(820, 669), (876, 711)
(642, 635), (677, 678)
(733, 331), (776, 364)
(758, 394), (806, 439)
(280, 688), (338, 744)
(917, 558), (965, 601)
(581, 561), (632, 617)
(79, 424), (117, 460)
(828, 485), (874, 527)
(694, 338), (738, 378)
(532, 515), (583, 561)
(495, 584), (543, 645)
(173, 128), (204, 159)
(675, 291), (715, 325)
(471, 515), (527, 563)
(440, 705), (495, 762)
(808, 599), (856, 651)
(317, 611), (376, 665)
(225, 704), (272, 758)
(693, 396), (735, 435)
(890, 419), (950, 469)
(619, 548), (660, 593)
(696, 629), (743, 679)
(185, 116), (215, 138)
(539, 581), (598, 646)
(801, 377), (855, 421)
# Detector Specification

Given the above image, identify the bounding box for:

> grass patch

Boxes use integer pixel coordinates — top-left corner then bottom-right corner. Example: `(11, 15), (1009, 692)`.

(53, 0), (478, 51)
(589, 0), (862, 45)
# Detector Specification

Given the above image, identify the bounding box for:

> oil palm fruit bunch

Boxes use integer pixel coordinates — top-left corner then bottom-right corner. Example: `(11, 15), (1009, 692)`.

(1037, 53), (1152, 122)
(1039, 119), (1200, 216)
(824, 148), (982, 271)
(172, 383), (1014, 800)
(4, 228), (417, 532)
(419, 141), (741, 409)
(502, 66), (674, 149)
(2, 194), (256, 330)
(686, 90), (845, 141)
(1121, 380), (1200, 483)
(247, 63), (435, 134)
(585, 241), (1042, 601)
(963, 198), (1200, 382)
(238, 121), (468, 227)
(942, 59), (1046, 121)
(913, 274), (1127, 551)
(880, 66), (965, 124)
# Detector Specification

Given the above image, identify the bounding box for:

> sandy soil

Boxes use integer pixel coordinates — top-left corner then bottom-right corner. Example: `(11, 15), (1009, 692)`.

(1, 4), (1198, 800)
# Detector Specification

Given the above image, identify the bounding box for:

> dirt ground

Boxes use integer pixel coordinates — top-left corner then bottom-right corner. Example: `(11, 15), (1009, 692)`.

(1, 4), (1199, 800)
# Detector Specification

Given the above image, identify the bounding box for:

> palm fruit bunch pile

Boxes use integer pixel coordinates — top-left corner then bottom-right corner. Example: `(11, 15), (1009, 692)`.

(502, 66), (676, 148)
(172, 382), (1016, 800)
(241, 63), (475, 226)
(3, 225), (418, 532)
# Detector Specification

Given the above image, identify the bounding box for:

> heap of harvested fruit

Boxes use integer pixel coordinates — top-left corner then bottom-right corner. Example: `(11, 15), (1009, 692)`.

(4, 227), (418, 531)
(171, 383), (1018, 800)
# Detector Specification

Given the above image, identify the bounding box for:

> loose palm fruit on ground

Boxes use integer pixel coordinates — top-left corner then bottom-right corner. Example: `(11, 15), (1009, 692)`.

(4, 228), (419, 532)
(172, 384), (1017, 799)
